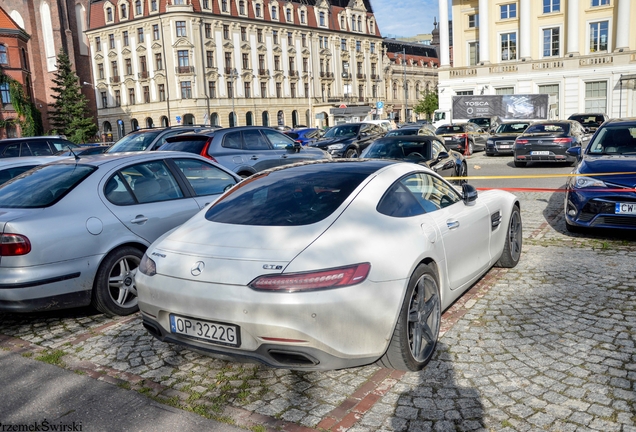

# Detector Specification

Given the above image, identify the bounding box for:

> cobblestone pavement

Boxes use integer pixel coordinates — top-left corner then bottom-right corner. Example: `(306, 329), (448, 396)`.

(1, 191), (635, 431)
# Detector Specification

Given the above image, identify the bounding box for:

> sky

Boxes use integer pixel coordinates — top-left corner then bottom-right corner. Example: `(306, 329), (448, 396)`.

(371, 0), (441, 39)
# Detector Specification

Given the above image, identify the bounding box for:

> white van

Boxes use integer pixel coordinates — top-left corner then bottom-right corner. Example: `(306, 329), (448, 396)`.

(363, 120), (395, 132)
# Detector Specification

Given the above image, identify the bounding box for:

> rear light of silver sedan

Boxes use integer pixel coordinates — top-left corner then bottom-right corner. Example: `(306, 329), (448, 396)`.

(0, 233), (31, 256)
(250, 263), (371, 292)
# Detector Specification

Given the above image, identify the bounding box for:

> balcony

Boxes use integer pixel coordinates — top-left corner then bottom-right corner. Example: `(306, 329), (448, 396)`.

(110, 76), (121, 83)
(289, 70), (299, 77)
(532, 61), (563, 70)
(580, 56), (613, 66)
(138, 71), (150, 79)
(356, 73), (365, 79)
(320, 71), (334, 78)
(258, 68), (269, 76)
(489, 65), (518, 73)
(370, 74), (379, 80)
(341, 72), (351, 80)
(176, 66), (194, 74)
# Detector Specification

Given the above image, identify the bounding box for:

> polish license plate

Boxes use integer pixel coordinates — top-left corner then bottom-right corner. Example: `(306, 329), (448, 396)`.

(615, 203), (636, 214)
(170, 314), (240, 347)
(531, 151), (550, 155)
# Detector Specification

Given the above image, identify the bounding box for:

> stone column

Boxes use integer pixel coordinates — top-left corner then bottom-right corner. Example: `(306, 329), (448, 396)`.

(567, 0), (579, 55)
(438, 0), (450, 66)
(616, 0), (631, 51)
(478, 0), (490, 63)
(519, 0), (531, 59)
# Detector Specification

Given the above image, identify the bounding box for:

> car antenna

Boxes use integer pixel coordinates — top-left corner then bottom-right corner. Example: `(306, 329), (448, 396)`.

(67, 145), (80, 162)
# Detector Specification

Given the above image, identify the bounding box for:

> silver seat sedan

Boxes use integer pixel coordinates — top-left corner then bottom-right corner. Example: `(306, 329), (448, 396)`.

(0, 152), (240, 316)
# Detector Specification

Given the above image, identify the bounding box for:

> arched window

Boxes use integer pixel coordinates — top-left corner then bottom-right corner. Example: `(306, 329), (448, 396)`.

(183, 114), (195, 125)
(319, 12), (325, 26)
(292, 110), (298, 127)
(211, 112), (219, 126)
(160, 116), (169, 127)
(246, 111), (253, 125)
(229, 112), (235, 127)
(393, 82), (397, 99)
(131, 118), (139, 130)
(357, 17), (362, 32)
(255, 4), (261, 16)
(103, 121), (112, 132)
(106, 7), (113, 21)
(145, 117), (154, 128)
(6, 123), (17, 138)
(0, 45), (8, 64)
(415, 83), (420, 97)
(277, 110), (285, 126)
(135, 0), (141, 14)
(352, 17), (356, 31)
(239, 0), (245, 15)
(120, 4), (127, 18)
(262, 111), (269, 126)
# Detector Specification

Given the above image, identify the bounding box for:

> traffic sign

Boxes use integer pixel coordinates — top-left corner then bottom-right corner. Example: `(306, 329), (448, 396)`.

(176, 115), (182, 124)
(117, 119), (123, 125)
(376, 101), (384, 110)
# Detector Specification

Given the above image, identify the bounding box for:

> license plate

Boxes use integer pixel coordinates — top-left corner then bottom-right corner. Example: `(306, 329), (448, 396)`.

(170, 314), (240, 347)
(499, 145), (512, 149)
(531, 151), (550, 155)
(444, 137), (451, 141)
(615, 203), (636, 214)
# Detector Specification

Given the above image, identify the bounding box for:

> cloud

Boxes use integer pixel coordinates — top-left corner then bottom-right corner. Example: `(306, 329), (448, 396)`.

(370, 0), (440, 38)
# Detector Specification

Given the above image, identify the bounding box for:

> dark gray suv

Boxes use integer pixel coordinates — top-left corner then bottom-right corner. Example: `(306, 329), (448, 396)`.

(159, 126), (330, 177)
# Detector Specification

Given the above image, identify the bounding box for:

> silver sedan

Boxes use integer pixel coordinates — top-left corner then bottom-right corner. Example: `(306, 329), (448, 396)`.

(0, 152), (240, 316)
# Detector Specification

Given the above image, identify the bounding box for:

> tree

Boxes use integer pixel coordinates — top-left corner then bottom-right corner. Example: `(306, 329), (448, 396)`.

(49, 49), (97, 143)
(413, 89), (439, 121)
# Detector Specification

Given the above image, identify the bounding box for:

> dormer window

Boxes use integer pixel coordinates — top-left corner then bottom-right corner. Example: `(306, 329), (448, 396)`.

(272, 6), (277, 19)
(286, 8), (292, 22)
(370, 20), (374, 33)
(300, 10), (305, 23)
(351, 17), (356, 31)
(255, 3), (261, 16)
(239, 0), (245, 14)
(340, 15), (345, 29)
(120, 4), (127, 18)
(319, 11), (325, 26)
(151, 0), (157, 11)
(222, 0), (228, 12)
(106, 7), (113, 21)
(135, 0), (141, 14)
(358, 17), (362, 32)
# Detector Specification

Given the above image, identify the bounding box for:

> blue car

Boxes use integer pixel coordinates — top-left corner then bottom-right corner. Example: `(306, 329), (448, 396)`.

(564, 118), (636, 232)
(285, 128), (324, 146)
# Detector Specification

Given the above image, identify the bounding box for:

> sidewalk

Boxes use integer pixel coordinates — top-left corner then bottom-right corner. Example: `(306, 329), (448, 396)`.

(0, 349), (243, 432)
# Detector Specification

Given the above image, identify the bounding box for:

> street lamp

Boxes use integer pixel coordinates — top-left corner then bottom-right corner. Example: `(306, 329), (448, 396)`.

(229, 68), (239, 127)
(402, 48), (408, 123)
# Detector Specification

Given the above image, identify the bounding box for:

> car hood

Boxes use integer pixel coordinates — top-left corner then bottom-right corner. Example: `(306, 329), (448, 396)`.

(313, 137), (354, 148)
(578, 155), (636, 187)
(490, 133), (522, 139)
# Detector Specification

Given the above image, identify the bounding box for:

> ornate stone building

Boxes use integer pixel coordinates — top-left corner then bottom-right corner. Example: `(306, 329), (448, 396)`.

(86, 0), (385, 137)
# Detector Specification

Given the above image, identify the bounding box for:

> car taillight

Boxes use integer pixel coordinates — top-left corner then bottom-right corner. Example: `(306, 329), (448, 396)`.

(249, 263), (371, 292)
(553, 138), (573, 144)
(516, 139), (529, 144)
(452, 134), (467, 140)
(295, 140), (303, 144)
(0, 234), (31, 256)
(200, 139), (218, 163)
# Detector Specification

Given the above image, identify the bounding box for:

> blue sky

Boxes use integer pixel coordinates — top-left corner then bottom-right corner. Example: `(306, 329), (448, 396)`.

(371, 0), (441, 38)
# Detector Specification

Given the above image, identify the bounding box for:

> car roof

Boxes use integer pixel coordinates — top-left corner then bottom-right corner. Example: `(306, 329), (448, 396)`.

(0, 135), (68, 143)
(600, 117), (636, 126)
(0, 156), (67, 167)
(375, 136), (435, 142)
(39, 151), (214, 168)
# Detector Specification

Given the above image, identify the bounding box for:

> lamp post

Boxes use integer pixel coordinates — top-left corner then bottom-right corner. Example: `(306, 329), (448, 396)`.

(229, 68), (239, 127)
(402, 48), (408, 123)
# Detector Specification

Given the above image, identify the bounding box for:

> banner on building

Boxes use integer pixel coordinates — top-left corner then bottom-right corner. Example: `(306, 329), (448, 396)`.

(452, 94), (549, 119)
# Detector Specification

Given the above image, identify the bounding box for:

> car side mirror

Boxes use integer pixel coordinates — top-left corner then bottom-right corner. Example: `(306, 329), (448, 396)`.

(462, 183), (478, 205)
(437, 151), (449, 160)
(566, 146), (581, 159)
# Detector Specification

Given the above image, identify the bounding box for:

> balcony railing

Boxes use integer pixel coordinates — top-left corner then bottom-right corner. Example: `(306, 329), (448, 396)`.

(532, 61), (563, 70)
(176, 66), (194, 74)
(110, 76), (120, 83)
(138, 71), (150, 79)
(320, 71), (334, 78)
(370, 74), (379, 80)
(356, 73), (365, 79)
(289, 70), (299, 77)
(580, 56), (613, 66)
(341, 72), (351, 79)
(258, 68), (269, 76)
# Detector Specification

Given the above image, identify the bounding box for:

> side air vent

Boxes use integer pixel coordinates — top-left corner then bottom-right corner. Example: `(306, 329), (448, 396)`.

(491, 211), (502, 230)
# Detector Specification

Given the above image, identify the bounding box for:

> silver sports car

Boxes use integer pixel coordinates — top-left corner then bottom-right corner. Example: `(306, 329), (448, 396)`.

(136, 160), (522, 371)
(0, 152), (240, 315)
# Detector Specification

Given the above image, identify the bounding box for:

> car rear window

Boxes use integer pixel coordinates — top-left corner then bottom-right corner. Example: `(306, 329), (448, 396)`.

(569, 115), (605, 126)
(436, 125), (465, 134)
(525, 123), (569, 134)
(205, 164), (372, 226)
(286, 132), (300, 140)
(0, 164), (96, 208)
(160, 137), (209, 154)
(108, 130), (162, 152)
(495, 123), (530, 134)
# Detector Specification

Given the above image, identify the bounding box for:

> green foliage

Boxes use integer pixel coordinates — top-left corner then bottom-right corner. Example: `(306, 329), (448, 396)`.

(413, 89), (439, 120)
(49, 49), (97, 143)
(0, 73), (43, 136)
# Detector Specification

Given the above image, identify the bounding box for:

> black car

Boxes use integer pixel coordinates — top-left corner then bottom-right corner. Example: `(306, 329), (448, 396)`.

(513, 120), (587, 167)
(107, 125), (222, 153)
(486, 121), (532, 156)
(435, 123), (489, 155)
(159, 126), (330, 177)
(0, 136), (79, 158)
(567, 113), (609, 133)
(310, 122), (385, 158)
(360, 136), (467, 181)
(469, 116), (502, 133)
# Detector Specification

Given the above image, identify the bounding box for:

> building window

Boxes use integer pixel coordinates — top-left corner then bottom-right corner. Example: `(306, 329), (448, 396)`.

(123, 31), (129, 46)
(257, 29), (263, 43)
(178, 50), (189, 67)
(109, 34), (115, 49)
(101, 91), (108, 108)
(273, 30), (279, 44)
(469, 41), (480, 65)
(255, 4), (261, 17)
(155, 53), (163, 70)
(158, 84), (165, 101)
(290, 82), (296, 98)
(591, 0), (609, 5)
(370, 21), (374, 33)
(372, 85), (377, 97)
(137, 28), (144, 43)
(585, 81), (607, 112)
(356, 61), (362, 74)
(276, 82), (281, 98)
(456, 90), (474, 95)
(500, 3), (516, 19)
(543, 28), (560, 57)
(271, 6), (277, 19)
(125, 58), (132, 75)
(392, 83), (397, 99)
(96, 37), (102, 51)
(371, 63), (376, 76)
(500, 32), (517, 61)
(356, 40), (361, 52)
(111, 61), (119, 77)
(288, 32), (293, 45)
(221, 0), (228, 12)
(351, 16), (356, 31)
(224, 52), (232, 69)
(227, 81), (233, 98)
(468, 13), (478, 28)
(261, 82), (267, 98)
(153, 24), (159, 40)
(244, 82), (251, 98)
(128, 87), (135, 104)
(0, 46), (7, 65)
(181, 81), (192, 99)
(120, 4), (127, 18)
(135, 0), (142, 14)
(289, 57), (295, 72)
(98, 63), (104, 79)
(302, 57), (308, 72)
(340, 16), (345, 29)
(176, 21), (186, 37)
(589, 21), (608, 52)
(301, 33), (306, 47)
(341, 38), (346, 50)
(204, 23), (211, 38)
(223, 25), (230, 40)
(358, 17), (362, 32)
(114, 90), (121, 106)
(286, 8), (292, 22)
(208, 81), (216, 98)
(242, 53), (249, 69)
(274, 55), (280, 70)
(106, 7), (113, 21)
(543, 0), (560, 13)
(239, 0), (245, 15)
(151, 0), (157, 11)
(143, 86), (150, 103)
(140, 56), (147, 72)
(203, 0), (209, 8)
(304, 83), (309, 96)
(206, 51), (214, 68)
(370, 42), (375, 53)
(241, 26), (247, 41)
(300, 11), (305, 23)
(319, 12), (325, 26)
(496, 87), (515, 95)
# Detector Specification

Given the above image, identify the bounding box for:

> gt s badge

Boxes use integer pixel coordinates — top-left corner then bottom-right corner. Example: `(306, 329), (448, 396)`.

(263, 264), (283, 270)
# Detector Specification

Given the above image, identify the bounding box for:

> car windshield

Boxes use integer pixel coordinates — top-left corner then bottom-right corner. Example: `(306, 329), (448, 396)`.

(108, 130), (162, 152)
(160, 137), (208, 154)
(436, 125), (465, 134)
(587, 126), (636, 155)
(322, 125), (359, 138)
(525, 123), (569, 134)
(363, 139), (431, 160)
(205, 164), (372, 226)
(0, 164), (96, 208)
(495, 123), (530, 134)
(570, 115), (605, 127)
(386, 129), (418, 136)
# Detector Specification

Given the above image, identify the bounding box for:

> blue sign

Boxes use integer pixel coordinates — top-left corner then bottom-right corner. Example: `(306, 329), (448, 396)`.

(117, 119), (123, 125)
(376, 101), (384, 110)
(176, 115), (182, 123)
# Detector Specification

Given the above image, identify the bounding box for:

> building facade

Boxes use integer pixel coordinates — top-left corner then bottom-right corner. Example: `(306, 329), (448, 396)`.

(437, 0), (636, 119)
(86, 0), (385, 137)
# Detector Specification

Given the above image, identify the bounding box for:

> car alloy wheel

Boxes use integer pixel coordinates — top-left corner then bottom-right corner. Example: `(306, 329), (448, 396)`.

(344, 148), (357, 158)
(496, 205), (522, 268)
(92, 246), (143, 316)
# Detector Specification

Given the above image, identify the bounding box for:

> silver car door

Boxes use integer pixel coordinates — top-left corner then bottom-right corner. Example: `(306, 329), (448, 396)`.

(170, 158), (239, 209)
(101, 160), (200, 243)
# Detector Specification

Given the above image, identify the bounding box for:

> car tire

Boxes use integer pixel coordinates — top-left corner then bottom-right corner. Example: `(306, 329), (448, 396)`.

(495, 205), (522, 268)
(486, 151), (494, 156)
(344, 148), (357, 158)
(466, 141), (474, 156)
(514, 161), (527, 167)
(92, 246), (143, 316)
(377, 263), (441, 371)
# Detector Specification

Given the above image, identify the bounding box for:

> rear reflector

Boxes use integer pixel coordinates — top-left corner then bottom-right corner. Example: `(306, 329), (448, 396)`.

(250, 263), (371, 292)
(0, 233), (31, 256)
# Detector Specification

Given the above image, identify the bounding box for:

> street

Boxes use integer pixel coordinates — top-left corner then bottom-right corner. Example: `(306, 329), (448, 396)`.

(1, 153), (635, 431)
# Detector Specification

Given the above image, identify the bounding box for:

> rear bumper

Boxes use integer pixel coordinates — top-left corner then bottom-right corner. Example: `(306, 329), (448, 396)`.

(514, 145), (576, 162)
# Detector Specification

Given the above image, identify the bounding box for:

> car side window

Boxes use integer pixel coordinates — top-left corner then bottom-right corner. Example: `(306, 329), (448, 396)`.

(118, 160), (184, 204)
(261, 129), (295, 149)
(431, 140), (444, 159)
(104, 174), (136, 205)
(243, 130), (271, 150)
(50, 140), (73, 151)
(222, 131), (243, 149)
(19, 143), (32, 156)
(173, 158), (237, 196)
(2, 144), (20, 157)
(28, 141), (54, 156)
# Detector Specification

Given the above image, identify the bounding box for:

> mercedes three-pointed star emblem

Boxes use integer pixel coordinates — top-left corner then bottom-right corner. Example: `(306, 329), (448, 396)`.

(191, 261), (205, 276)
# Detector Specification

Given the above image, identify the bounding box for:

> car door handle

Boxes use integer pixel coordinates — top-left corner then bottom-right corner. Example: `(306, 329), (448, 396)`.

(130, 215), (148, 224)
(250, 156), (259, 160)
(281, 155), (288, 158)
(447, 220), (460, 230)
